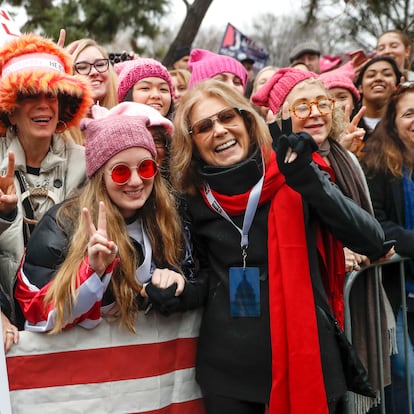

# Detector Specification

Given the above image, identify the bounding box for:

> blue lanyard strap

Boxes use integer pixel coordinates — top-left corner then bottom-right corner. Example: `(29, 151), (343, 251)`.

(203, 173), (264, 264)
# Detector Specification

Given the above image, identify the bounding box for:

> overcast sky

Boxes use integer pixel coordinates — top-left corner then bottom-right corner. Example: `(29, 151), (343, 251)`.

(167, 0), (303, 32)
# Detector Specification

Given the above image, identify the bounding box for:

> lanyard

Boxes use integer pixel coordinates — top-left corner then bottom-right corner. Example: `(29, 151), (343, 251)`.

(203, 173), (264, 267)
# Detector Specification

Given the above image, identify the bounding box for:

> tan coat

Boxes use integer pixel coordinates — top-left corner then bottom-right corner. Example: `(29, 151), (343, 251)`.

(0, 130), (86, 303)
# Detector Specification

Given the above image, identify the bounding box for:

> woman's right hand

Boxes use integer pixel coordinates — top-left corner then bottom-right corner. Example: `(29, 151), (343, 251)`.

(0, 151), (17, 215)
(338, 105), (366, 153)
(83, 201), (118, 277)
(2, 311), (18, 353)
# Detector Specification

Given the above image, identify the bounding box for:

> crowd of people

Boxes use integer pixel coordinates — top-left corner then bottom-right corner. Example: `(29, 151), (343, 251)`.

(0, 25), (413, 414)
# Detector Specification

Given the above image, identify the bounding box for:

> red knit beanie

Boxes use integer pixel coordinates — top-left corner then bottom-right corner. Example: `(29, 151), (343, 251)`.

(188, 48), (248, 90)
(251, 67), (317, 114)
(81, 102), (157, 178)
(115, 58), (174, 103)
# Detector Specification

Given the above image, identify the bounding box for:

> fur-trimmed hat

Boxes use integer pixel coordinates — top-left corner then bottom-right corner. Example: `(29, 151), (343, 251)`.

(251, 67), (317, 114)
(188, 49), (248, 91)
(115, 58), (174, 103)
(81, 102), (157, 178)
(0, 33), (92, 134)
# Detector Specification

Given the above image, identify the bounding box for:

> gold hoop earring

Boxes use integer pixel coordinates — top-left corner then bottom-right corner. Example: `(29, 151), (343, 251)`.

(55, 120), (67, 133)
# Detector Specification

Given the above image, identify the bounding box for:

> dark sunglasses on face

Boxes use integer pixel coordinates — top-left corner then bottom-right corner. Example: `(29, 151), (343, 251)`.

(189, 107), (242, 138)
(74, 58), (110, 75)
(110, 159), (158, 185)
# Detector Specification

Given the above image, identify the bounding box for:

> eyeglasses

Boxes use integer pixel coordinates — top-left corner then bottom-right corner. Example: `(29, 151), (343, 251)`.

(110, 159), (158, 185)
(189, 107), (242, 138)
(74, 58), (110, 75)
(289, 98), (335, 120)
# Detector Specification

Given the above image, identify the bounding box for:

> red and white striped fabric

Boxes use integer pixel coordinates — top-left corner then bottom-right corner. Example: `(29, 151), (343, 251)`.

(6, 309), (205, 414)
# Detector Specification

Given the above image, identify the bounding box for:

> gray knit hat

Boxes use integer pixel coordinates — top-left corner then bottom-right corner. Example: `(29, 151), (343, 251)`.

(289, 41), (321, 63)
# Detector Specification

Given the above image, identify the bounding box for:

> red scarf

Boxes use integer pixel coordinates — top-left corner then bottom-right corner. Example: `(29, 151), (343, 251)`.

(201, 150), (345, 413)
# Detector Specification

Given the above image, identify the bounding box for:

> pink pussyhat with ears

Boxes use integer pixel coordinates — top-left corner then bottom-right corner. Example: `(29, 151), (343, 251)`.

(81, 102), (158, 178)
(188, 48), (248, 91)
(91, 101), (174, 136)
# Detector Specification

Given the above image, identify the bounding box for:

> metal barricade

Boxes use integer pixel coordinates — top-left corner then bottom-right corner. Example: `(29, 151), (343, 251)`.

(344, 254), (412, 414)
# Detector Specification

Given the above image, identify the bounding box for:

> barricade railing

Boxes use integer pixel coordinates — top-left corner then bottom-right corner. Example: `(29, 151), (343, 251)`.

(344, 254), (412, 414)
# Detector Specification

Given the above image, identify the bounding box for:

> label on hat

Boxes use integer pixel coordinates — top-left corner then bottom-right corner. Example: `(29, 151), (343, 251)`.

(2, 53), (65, 78)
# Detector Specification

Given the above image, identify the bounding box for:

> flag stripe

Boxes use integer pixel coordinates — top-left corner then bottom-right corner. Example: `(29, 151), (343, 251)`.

(8, 337), (196, 390)
(6, 310), (205, 413)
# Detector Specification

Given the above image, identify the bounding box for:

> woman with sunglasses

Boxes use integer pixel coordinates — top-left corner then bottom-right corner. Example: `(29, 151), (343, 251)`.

(170, 78), (386, 414)
(360, 81), (414, 414)
(14, 102), (192, 333)
(253, 68), (395, 412)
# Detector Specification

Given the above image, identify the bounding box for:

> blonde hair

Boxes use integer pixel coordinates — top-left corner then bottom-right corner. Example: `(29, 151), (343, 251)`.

(64, 39), (119, 144)
(169, 68), (191, 87)
(275, 77), (343, 140)
(170, 79), (273, 195)
(68, 38), (118, 109)
(44, 167), (184, 333)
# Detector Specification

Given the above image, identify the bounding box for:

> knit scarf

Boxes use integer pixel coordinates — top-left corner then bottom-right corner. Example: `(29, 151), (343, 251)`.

(201, 150), (345, 414)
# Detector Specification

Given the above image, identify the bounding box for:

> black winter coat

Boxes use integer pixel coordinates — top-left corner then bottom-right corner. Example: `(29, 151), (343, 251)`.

(183, 148), (386, 405)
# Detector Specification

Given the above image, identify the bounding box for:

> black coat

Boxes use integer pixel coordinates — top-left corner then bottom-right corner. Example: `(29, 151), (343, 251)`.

(365, 170), (414, 341)
(184, 148), (385, 404)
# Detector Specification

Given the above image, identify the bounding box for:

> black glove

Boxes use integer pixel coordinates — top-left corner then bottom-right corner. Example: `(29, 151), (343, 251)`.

(145, 282), (181, 316)
(268, 117), (293, 151)
(276, 131), (318, 177)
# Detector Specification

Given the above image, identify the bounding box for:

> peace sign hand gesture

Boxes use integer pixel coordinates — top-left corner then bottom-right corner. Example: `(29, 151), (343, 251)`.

(83, 201), (118, 277)
(337, 105), (366, 153)
(0, 151), (17, 215)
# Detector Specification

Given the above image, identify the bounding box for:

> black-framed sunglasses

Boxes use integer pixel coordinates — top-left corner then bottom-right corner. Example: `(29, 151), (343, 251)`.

(189, 107), (243, 138)
(74, 58), (110, 75)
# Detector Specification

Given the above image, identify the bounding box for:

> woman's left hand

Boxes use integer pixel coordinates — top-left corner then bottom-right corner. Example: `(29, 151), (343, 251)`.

(344, 247), (369, 272)
(140, 269), (185, 297)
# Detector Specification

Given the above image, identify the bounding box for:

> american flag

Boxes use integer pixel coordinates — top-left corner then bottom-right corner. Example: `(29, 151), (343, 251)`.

(6, 310), (205, 414)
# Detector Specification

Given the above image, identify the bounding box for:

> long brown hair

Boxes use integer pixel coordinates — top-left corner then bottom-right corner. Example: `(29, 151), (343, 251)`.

(360, 84), (414, 178)
(44, 166), (184, 333)
(170, 79), (273, 195)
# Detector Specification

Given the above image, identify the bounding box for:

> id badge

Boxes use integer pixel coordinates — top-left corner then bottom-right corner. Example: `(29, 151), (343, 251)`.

(229, 267), (260, 317)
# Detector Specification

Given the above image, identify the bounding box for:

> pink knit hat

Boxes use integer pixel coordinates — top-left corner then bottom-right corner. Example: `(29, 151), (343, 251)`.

(94, 101), (174, 135)
(319, 61), (360, 101)
(251, 67), (317, 114)
(115, 58), (174, 103)
(81, 103), (156, 178)
(188, 48), (248, 90)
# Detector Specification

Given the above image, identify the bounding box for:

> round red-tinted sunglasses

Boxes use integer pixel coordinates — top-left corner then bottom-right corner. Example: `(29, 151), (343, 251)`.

(110, 159), (158, 185)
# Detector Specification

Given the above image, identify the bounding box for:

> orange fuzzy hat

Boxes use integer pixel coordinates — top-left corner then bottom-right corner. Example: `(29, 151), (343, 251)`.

(0, 33), (93, 134)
